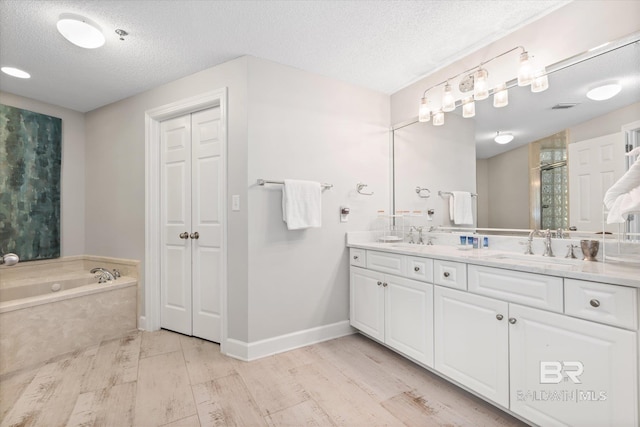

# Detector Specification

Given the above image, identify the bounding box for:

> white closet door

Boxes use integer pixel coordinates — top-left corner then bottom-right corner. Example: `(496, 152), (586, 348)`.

(568, 133), (625, 232)
(191, 107), (223, 342)
(160, 115), (193, 335)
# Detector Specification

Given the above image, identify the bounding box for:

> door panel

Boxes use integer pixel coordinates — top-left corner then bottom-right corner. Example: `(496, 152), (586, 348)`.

(350, 267), (384, 341)
(191, 107), (222, 342)
(160, 115), (192, 335)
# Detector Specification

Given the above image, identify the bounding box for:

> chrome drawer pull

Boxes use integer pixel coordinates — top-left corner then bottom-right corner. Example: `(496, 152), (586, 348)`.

(353, 255), (359, 260)
(590, 299), (600, 308)
(414, 266), (420, 272)
(496, 314), (503, 321)
(443, 272), (450, 278)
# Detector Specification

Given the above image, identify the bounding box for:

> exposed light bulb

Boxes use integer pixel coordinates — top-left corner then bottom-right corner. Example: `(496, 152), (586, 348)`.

(442, 82), (455, 112)
(418, 97), (430, 122)
(1, 66), (30, 79)
(493, 83), (508, 108)
(586, 83), (621, 101)
(462, 97), (475, 118)
(494, 131), (514, 144)
(57, 14), (105, 49)
(433, 110), (445, 126)
(518, 51), (533, 86)
(474, 68), (489, 100)
(531, 67), (549, 93)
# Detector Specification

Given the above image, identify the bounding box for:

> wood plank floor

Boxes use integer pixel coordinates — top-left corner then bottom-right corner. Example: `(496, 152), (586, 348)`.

(0, 330), (527, 427)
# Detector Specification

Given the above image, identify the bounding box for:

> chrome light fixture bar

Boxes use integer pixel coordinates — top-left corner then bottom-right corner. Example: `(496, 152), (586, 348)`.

(417, 46), (549, 126)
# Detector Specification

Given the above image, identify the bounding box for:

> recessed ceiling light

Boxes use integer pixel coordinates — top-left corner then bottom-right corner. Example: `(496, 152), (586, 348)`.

(56, 13), (105, 49)
(586, 83), (621, 101)
(1, 67), (31, 79)
(494, 131), (514, 144)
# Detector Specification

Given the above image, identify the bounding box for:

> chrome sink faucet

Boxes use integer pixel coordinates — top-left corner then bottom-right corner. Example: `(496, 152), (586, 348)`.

(542, 229), (554, 257)
(523, 229), (537, 255)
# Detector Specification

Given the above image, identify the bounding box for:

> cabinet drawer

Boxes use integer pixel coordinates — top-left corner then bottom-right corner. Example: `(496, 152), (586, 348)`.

(350, 248), (366, 267)
(366, 251), (405, 275)
(434, 260), (466, 290)
(468, 265), (563, 313)
(565, 279), (637, 330)
(406, 257), (434, 283)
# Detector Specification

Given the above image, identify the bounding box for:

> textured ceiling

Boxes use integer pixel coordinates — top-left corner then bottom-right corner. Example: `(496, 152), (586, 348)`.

(0, 0), (568, 112)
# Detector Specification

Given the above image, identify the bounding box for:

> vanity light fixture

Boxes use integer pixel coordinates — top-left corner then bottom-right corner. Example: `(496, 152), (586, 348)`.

(494, 131), (514, 144)
(442, 82), (456, 112)
(1, 66), (30, 79)
(417, 46), (548, 127)
(432, 110), (445, 126)
(586, 83), (621, 101)
(56, 14), (105, 49)
(462, 97), (475, 118)
(493, 83), (508, 107)
(418, 97), (430, 122)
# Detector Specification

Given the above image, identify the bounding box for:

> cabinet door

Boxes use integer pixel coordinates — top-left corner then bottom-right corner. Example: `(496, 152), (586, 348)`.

(434, 286), (509, 407)
(509, 304), (637, 427)
(350, 267), (384, 341)
(385, 276), (434, 367)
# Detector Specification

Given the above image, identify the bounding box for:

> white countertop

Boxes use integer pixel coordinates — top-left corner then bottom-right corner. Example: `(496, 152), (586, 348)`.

(348, 241), (640, 288)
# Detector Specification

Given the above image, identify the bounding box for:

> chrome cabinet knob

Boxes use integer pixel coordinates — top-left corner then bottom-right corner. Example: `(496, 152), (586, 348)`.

(443, 272), (450, 278)
(353, 255), (359, 260)
(179, 232), (189, 239)
(509, 318), (517, 324)
(190, 232), (199, 239)
(590, 299), (600, 308)
(383, 282), (388, 287)
(496, 314), (504, 321)
(377, 281), (382, 286)
(414, 266), (420, 272)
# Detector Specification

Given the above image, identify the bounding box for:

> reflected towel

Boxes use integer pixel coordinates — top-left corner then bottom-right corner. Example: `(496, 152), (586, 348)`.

(604, 156), (640, 224)
(282, 179), (322, 230)
(449, 191), (473, 225)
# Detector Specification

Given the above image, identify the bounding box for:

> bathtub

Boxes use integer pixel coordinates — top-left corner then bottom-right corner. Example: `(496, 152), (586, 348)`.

(0, 255), (139, 375)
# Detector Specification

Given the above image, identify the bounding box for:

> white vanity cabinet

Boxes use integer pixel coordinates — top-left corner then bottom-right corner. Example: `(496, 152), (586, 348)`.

(350, 250), (434, 367)
(434, 286), (509, 407)
(509, 303), (637, 427)
(349, 245), (639, 427)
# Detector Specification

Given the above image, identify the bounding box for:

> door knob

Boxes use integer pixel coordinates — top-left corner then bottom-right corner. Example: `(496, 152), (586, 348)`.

(190, 232), (199, 239)
(179, 232), (189, 239)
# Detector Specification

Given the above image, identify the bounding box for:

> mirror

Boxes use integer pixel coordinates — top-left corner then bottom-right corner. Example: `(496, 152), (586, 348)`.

(393, 36), (640, 234)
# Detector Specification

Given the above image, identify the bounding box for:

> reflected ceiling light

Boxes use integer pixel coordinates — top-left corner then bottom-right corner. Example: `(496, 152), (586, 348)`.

(1, 67), (30, 79)
(493, 83), (508, 107)
(586, 83), (621, 101)
(56, 14), (105, 49)
(494, 131), (514, 144)
(418, 97), (430, 122)
(442, 82), (455, 112)
(417, 46), (548, 127)
(588, 42), (610, 52)
(432, 110), (444, 126)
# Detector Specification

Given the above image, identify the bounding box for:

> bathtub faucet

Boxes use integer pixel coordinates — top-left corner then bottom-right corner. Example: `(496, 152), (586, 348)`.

(90, 267), (118, 283)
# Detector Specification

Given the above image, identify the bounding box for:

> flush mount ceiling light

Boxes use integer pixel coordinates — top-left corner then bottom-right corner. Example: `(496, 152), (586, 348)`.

(417, 46), (548, 127)
(56, 13), (105, 49)
(586, 83), (622, 101)
(1, 66), (31, 79)
(494, 131), (514, 144)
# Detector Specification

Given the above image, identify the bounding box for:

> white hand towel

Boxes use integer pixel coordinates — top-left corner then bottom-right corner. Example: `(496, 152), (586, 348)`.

(282, 179), (322, 230)
(450, 191), (473, 225)
(604, 156), (640, 224)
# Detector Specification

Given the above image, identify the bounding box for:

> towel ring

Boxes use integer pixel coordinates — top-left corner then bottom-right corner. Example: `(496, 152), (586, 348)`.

(356, 183), (374, 196)
(415, 187), (431, 199)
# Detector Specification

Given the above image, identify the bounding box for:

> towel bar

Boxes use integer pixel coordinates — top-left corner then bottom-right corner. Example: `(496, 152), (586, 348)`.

(257, 179), (333, 189)
(439, 190), (478, 197)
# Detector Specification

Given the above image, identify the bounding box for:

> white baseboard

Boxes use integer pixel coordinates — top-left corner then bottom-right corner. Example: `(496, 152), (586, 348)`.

(138, 316), (147, 331)
(224, 320), (355, 362)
